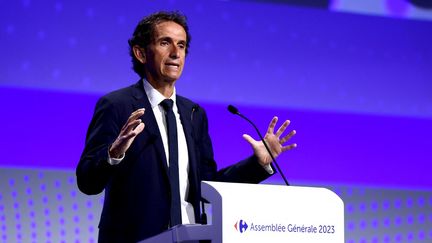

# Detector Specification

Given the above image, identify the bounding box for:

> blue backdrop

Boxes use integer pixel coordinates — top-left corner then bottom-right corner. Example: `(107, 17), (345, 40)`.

(1, 0), (432, 242)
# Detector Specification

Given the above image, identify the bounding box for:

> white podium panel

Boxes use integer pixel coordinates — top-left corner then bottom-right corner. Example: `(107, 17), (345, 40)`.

(202, 181), (344, 243)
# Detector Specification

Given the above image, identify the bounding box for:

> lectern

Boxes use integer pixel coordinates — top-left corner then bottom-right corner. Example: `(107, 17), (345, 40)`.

(139, 181), (344, 243)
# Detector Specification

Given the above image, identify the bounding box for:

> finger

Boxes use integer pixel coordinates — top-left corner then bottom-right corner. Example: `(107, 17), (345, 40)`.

(124, 122), (145, 139)
(132, 108), (145, 115)
(123, 119), (142, 134)
(281, 143), (297, 152)
(122, 109), (145, 130)
(279, 130), (296, 144)
(275, 120), (290, 137)
(267, 116), (278, 134)
(242, 134), (257, 146)
(133, 122), (145, 134)
(119, 132), (137, 141)
(124, 108), (145, 128)
(130, 108), (145, 121)
(121, 122), (143, 137)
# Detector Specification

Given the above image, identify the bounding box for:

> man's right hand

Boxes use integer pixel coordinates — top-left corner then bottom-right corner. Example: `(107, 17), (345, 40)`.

(109, 108), (145, 159)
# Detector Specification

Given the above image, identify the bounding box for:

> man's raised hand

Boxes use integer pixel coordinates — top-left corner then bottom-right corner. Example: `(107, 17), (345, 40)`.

(242, 116), (297, 166)
(109, 108), (145, 159)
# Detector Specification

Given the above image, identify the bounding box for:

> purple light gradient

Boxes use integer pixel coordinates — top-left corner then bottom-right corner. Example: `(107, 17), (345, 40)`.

(0, 0), (431, 205)
(1, 87), (431, 188)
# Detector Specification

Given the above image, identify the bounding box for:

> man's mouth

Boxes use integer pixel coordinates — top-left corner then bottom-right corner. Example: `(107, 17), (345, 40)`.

(165, 62), (180, 68)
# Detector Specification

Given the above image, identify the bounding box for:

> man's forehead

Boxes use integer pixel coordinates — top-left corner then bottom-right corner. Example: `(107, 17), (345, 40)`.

(153, 21), (186, 40)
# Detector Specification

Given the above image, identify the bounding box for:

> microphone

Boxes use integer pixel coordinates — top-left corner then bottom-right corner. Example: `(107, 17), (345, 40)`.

(191, 104), (199, 122)
(227, 105), (290, 186)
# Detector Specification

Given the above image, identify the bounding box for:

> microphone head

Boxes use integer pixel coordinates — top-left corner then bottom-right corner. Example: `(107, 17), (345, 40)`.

(227, 105), (239, 114)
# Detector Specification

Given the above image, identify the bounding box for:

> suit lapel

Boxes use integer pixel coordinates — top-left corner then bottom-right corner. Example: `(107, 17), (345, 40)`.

(131, 81), (169, 175)
(128, 82), (199, 185)
(176, 97), (198, 182)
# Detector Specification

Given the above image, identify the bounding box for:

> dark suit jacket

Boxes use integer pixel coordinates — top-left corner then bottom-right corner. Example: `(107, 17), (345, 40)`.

(76, 81), (271, 242)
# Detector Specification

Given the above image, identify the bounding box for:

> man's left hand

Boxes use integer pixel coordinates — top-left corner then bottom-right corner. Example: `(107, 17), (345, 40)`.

(243, 116), (297, 166)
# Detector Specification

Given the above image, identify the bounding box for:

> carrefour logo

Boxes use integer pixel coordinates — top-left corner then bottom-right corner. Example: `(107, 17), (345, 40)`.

(234, 219), (248, 233)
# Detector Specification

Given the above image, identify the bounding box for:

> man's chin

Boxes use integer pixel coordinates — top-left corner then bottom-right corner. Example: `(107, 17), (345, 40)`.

(163, 74), (182, 83)
(162, 77), (179, 84)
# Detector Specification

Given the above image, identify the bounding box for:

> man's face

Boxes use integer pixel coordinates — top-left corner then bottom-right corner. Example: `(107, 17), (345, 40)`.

(143, 21), (187, 84)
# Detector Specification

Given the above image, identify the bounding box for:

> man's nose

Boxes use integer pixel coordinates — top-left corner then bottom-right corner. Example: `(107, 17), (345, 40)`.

(169, 45), (180, 59)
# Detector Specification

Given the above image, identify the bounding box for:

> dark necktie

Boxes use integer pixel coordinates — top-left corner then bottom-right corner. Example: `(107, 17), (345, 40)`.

(160, 99), (182, 227)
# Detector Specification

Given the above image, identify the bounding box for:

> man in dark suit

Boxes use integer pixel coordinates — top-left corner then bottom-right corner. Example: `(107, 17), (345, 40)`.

(76, 11), (296, 243)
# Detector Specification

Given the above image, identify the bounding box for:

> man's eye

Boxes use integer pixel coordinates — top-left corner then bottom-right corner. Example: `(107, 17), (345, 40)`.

(178, 44), (185, 49)
(161, 41), (169, 46)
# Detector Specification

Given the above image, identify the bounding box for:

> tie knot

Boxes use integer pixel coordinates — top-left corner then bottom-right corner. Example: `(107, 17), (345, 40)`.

(160, 99), (174, 111)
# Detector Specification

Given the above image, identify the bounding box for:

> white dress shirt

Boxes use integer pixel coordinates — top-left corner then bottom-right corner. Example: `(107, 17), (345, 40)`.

(143, 79), (195, 224)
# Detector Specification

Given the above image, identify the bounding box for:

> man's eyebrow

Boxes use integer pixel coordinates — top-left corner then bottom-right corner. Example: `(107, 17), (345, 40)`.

(155, 36), (186, 44)
(156, 36), (172, 41)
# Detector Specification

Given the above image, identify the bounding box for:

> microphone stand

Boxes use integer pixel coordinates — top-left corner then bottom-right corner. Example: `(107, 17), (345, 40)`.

(228, 105), (290, 186)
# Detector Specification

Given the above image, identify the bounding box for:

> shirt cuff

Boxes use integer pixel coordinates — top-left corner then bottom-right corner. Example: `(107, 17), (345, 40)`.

(107, 151), (125, 165)
(262, 164), (274, 174)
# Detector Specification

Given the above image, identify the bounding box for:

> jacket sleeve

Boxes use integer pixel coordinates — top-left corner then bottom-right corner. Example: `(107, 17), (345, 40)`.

(76, 96), (122, 195)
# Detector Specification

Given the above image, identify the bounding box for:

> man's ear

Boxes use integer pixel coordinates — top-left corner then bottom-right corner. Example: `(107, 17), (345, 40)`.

(132, 45), (146, 64)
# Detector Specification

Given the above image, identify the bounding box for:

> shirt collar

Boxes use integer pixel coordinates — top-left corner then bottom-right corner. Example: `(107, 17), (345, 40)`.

(143, 79), (177, 109)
